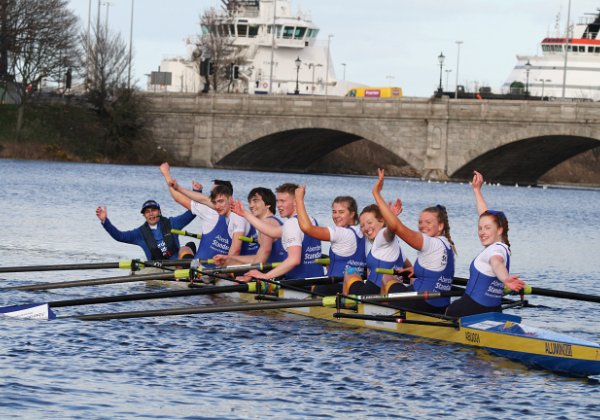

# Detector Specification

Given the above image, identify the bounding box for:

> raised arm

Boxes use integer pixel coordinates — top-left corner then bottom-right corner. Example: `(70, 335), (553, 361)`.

(472, 170), (489, 216)
(173, 182), (214, 209)
(373, 168), (424, 250)
(295, 186), (331, 241)
(231, 199), (282, 239)
(160, 162), (192, 210)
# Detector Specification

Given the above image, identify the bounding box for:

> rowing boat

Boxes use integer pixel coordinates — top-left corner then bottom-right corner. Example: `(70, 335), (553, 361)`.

(219, 280), (600, 378)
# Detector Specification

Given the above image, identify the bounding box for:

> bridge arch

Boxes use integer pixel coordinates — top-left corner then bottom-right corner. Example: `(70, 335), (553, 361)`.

(214, 123), (418, 174)
(451, 124), (600, 184)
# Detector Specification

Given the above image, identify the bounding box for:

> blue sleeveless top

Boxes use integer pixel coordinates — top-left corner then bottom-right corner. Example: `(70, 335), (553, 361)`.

(328, 227), (367, 277)
(465, 243), (511, 307)
(266, 216), (287, 263)
(412, 237), (455, 308)
(196, 215), (231, 268)
(284, 217), (323, 279)
(366, 239), (405, 288)
(240, 225), (259, 256)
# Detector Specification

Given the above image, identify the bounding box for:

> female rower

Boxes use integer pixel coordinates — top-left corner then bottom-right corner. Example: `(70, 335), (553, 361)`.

(445, 171), (526, 318)
(295, 186), (366, 294)
(372, 168), (455, 314)
(344, 203), (411, 295)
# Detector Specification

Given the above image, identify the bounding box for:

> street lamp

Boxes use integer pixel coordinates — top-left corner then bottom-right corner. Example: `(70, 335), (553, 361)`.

(455, 41), (463, 99)
(537, 78), (551, 98)
(445, 69), (452, 91)
(341, 62), (346, 81)
(127, 0), (134, 89)
(294, 56), (301, 95)
(325, 34), (334, 95)
(308, 63), (323, 93)
(525, 60), (532, 95)
(437, 52), (445, 95)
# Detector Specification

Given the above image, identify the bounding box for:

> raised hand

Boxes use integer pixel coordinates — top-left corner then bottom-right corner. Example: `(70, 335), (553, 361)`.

(388, 198), (403, 216)
(373, 168), (385, 195)
(472, 170), (484, 191)
(192, 180), (203, 191)
(295, 185), (306, 201)
(231, 199), (247, 217)
(95, 206), (107, 222)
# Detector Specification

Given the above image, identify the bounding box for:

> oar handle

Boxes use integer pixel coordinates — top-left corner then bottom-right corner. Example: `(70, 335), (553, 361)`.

(239, 236), (256, 243)
(171, 229), (202, 239)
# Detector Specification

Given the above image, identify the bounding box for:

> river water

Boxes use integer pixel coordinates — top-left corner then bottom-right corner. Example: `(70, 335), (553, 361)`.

(0, 159), (599, 419)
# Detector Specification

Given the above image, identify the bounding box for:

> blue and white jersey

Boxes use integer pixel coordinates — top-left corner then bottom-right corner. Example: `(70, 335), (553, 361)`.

(465, 242), (511, 307)
(366, 228), (405, 288)
(412, 235), (455, 308)
(327, 225), (367, 277)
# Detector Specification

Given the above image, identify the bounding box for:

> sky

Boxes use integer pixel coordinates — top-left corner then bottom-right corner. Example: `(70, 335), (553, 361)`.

(66, 0), (599, 97)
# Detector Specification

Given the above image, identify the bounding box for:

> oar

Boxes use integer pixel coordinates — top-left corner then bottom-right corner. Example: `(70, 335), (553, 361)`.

(199, 258), (330, 276)
(171, 229), (202, 239)
(0, 269), (192, 292)
(378, 268), (600, 304)
(0, 259), (193, 274)
(68, 288), (461, 321)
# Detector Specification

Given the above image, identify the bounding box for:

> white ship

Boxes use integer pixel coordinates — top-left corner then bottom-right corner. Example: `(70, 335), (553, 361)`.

(150, 0), (354, 96)
(503, 9), (600, 100)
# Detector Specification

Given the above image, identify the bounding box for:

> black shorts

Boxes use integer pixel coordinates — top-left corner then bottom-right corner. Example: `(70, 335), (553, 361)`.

(348, 279), (380, 295)
(445, 294), (501, 318)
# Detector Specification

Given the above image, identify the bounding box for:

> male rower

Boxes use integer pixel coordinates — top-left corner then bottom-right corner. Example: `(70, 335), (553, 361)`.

(159, 163), (252, 265)
(214, 187), (285, 266)
(96, 200), (196, 260)
(235, 183), (323, 280)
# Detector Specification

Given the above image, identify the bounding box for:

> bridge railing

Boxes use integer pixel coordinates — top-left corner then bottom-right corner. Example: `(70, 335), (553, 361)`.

(143, 92), (600, 122)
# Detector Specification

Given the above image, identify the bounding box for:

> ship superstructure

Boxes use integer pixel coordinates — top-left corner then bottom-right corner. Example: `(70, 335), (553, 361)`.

(503, 9), (600, 100)
(151, 0), (353, 95)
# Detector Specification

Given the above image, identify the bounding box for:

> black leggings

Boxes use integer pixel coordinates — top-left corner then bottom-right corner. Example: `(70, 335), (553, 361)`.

(445, 294), (501, 318)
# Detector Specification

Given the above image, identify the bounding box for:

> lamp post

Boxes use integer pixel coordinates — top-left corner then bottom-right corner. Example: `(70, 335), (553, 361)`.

(294, 56), (301, 95)
(537, 78), (551, 98)
(437, 52), (445, 95)
(325, 34), (333, 95)
(455, 41), (463, 99)
(308, 63), (322, 93)
(127, 0), (134, 89)
(525, 59), (532, 95)
(341, 62), (346, 81)
(445, 69), (452, 91)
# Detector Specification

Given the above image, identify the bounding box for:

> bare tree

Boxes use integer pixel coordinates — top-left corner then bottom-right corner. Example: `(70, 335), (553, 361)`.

(78, 24), (129, 113)
(4, 0), (78, 135)
(194, 6), (240, 93)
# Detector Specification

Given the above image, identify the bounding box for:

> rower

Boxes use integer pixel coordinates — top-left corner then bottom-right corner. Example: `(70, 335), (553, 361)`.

(213, 187), (285, 266)
(372, 168), (455, 314)
(239, 183), (323, 280)
(343, 204), (412, 295)
(295, 185), (366, 294)
(159, 163), (252, 267)
(96, 200), (196, 261)
(445, 170), (526, 317)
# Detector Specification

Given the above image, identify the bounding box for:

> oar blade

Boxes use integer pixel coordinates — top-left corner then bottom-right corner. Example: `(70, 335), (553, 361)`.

(0, 303), (56, 320)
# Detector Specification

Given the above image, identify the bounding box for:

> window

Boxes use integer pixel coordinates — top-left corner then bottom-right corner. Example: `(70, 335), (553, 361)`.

(237, 24), (248, 37)
(294, 27), (307, 39)
(283, 26), (294, 38)
(249, 25), (259, 37)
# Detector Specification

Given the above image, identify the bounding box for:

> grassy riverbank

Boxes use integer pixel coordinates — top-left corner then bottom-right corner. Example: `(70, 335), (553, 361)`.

(0, 102), (171, 164)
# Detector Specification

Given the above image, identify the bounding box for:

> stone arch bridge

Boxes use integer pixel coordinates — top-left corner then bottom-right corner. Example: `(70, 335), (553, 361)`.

(145, 93), (600, 184)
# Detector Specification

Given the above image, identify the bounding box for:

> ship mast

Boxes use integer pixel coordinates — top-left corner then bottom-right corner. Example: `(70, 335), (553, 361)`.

(561, 0), (571, 99)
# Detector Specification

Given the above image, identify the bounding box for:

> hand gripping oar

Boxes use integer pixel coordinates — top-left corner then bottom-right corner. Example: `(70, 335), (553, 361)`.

(0, 269), (193, 292)
(67, 287), (461, 321)
(0, 259), (193, 274)
(450, 277), (600, 304)
(378, 268), (600, 304)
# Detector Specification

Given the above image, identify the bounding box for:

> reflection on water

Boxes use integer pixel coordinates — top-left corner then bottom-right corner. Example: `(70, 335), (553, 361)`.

(0, 159), (599, 418)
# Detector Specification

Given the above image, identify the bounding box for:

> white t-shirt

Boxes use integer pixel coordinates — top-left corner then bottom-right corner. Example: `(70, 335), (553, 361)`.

(418, 234), (451, 270)
(190, 201), (250, 237)
(327, 225), (363, 257)
(474, 242), (510, 276)
(282, 216), (316, 252)
(370, 228), (402, 263)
